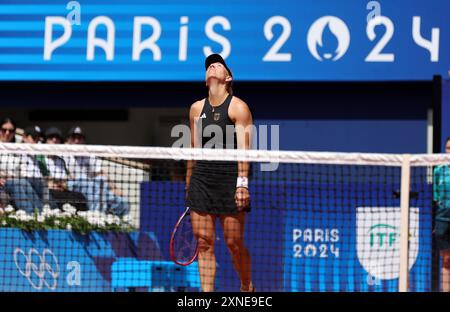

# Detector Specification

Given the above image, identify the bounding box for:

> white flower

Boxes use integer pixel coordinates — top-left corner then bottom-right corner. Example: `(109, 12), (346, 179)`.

(121, 215), (132, 224)
(50, 209), (62, 217)
(1, 220), (7, 226)
(54, 220), (60, 226)
(37, 215), (45, 223)
(62, 204), (77, 215)
(105, 214), (115, 225)
(15, 210), (27, 219)
(66, 224), (72, 231)
(85, 211), (107, 227)
(97, 219), (106, 227)
(86, 216), (97, 225)
(19, 215), (33, 222)
(12, 210), (33, 222)
(42, 207), (53, 218)
(77, 211), (87, 218)
(4, 205), (14, 213)
(61, 212), (72, 218)
(85, 211), (95, 220)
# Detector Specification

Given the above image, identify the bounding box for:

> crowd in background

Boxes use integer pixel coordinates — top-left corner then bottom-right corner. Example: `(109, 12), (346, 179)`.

(0, 117), (129, 216)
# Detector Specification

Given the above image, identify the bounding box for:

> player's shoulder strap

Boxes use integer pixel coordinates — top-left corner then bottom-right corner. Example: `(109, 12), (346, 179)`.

(201, 98), (207, 113)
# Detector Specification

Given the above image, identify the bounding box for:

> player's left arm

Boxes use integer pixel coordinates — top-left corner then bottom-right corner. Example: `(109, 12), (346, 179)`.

(229, 97), (253, 211)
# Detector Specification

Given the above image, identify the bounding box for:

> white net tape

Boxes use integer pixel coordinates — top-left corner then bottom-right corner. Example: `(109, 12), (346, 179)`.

(1, 143), (450, 167)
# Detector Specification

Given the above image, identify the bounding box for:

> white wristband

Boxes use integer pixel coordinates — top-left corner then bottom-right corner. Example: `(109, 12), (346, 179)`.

(236, 176), (248, 188)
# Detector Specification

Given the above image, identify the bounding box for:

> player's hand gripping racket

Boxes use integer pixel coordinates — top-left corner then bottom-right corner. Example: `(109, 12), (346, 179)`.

(170, 207), (199, 266)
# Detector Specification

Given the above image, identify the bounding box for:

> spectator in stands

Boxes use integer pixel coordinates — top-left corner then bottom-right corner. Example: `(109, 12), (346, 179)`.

(1, 125), (44, 213)
(22, 125), (43, 144)
(64, 126), (129, 216)
(41, 127), (71, 192)
(433, 137), (450, 292)
(0, 117), (18, 210)
(39, 127), (89, 212)
(0, 117), (16, 143)
(45, 127), (63, 146)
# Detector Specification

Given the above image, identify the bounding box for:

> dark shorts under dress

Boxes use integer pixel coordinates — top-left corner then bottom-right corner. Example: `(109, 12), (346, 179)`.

(186, 160), (246, 216)
(435, 220), (450, 252)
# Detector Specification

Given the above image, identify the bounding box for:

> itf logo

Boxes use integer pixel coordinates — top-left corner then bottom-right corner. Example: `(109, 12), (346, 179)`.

(307, 16), (350, 61)
(13, 248), (60, 290)
(356, 207), (419, 281)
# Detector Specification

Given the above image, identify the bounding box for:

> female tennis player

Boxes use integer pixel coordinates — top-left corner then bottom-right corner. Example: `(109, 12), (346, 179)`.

(185, 54), (254, 292)
(433, 137), (450, 292)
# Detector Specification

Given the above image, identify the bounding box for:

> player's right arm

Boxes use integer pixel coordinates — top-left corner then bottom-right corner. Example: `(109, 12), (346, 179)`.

(185, 100), (202, 192)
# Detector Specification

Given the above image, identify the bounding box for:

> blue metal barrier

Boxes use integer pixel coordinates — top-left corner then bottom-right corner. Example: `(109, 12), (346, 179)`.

(111, 258), (200, 292)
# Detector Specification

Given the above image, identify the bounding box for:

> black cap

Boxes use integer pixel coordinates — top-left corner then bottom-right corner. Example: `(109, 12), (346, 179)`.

(45, 127), (63, 140)
(205, 54), (232, 77)
(24, 125), (43, 137)
(67, 126), (85, 139)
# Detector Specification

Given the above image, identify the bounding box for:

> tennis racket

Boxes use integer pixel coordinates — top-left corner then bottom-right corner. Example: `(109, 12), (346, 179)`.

(170, 207), (199, 266)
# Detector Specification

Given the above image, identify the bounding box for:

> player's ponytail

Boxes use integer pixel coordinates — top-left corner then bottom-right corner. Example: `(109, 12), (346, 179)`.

(226, 81), (233, 96)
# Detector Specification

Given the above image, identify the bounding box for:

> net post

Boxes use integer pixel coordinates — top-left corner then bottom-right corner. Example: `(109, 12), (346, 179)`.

(399, 154), (411, 292)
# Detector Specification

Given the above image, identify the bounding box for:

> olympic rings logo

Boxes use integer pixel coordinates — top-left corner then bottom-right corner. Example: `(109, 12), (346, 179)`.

(13, 248), (60, 290)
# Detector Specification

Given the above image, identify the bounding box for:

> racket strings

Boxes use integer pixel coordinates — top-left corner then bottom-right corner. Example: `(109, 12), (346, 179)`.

(173, 215), (198, 263)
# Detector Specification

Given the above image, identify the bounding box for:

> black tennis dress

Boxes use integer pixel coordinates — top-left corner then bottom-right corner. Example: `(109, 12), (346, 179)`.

(186, 94), (243, 215)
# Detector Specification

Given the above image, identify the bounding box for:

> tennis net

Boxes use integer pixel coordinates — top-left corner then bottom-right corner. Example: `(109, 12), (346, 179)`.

(0, 143), (448, 292)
